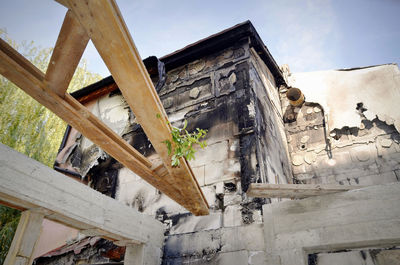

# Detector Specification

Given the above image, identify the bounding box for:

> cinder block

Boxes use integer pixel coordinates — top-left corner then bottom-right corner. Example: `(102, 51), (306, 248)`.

(190, 140), (229, 168)
(249, 251), (274, 265)
(223, 193), (242, 207)
(221, 224), (265, 252)
(169, 211), (222, 235)
(357, 171), (398, 185)
(223, 205), (243, 227)
(192, 165), (205, 186)
(216, 250), (248, 265)
(205, 159), (240, 185)
(164, 230), (221, 258)
(206, 122), (239, 145)
(201, 186), (219, 209)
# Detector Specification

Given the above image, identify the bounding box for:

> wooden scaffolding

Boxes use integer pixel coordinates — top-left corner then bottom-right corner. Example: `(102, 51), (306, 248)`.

(0, 1), (209, 264)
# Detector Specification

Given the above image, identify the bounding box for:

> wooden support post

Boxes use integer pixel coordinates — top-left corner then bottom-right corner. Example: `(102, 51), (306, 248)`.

(4, 210), (44, 265)
(124, 244), (145, 265)
(247, 183), (367, 199)
(45, 10), (89, 97)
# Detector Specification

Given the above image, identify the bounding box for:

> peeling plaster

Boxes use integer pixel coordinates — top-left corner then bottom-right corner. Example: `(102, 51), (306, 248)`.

(98, 95), (130, 136)
(288, 64), (400, 132)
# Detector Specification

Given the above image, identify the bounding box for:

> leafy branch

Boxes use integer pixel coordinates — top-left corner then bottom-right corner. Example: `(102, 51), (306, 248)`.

(162, 119), (207, 167)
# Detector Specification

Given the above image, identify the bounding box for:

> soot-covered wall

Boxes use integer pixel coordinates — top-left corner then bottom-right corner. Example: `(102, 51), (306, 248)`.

(47, 33), (291, 264)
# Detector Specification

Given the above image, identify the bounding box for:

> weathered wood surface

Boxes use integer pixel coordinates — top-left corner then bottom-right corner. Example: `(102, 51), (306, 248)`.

(4, 211), (44, 265)
(0, 0), (209, 215)
(0, 143), (164, 247)
(0, 34), (208, 215)
(45, 10), (89, 97)
(63, 0), (209, 215)
(247, 183), (366, 199)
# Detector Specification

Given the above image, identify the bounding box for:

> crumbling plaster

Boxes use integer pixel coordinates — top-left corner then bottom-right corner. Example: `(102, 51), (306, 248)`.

(287, 64), (400, 133)
(280, 64), (400, 186)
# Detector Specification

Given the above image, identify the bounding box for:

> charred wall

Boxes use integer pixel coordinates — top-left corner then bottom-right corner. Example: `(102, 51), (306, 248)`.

(280, 65), (400, 186)
(46, 31), (289, 264)
(248, 48), (292, 188)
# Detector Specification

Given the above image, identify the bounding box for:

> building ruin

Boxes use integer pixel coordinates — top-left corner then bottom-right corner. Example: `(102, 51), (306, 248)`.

(26, 20), (400, 265)
(0, 6), (399, 263)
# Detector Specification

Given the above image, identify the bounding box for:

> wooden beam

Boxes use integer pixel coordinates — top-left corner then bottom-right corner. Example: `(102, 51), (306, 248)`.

(0, 39), (192, 210)
(66, 0), (209, 215)
(0, 39), (151, 175)
(4, 211), (44, 265)
(0, 143), (165, 247)
(45, 10), (89, 97)
(247, 183), (367, 199)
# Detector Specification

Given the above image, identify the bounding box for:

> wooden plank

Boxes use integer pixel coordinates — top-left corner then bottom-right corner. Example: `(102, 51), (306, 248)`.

(45, 10), (89, 97)
(76, 82), (118, 104)
(247, 183), (367, 199)
(0, 40), (151, 175)
(4, 211), (44, 265)
(0, 143), (165, 247)
(0, 40), (192, 209)
(65, 0), (209, 215)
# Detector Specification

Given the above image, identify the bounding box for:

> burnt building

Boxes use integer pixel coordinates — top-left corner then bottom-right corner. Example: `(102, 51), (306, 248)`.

(35, 21), (400, 265)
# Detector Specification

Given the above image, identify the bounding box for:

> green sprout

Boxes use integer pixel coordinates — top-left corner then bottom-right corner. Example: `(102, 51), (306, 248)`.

(161, 119), (207, 167)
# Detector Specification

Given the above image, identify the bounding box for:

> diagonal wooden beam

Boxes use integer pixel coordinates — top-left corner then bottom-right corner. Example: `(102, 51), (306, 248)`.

(65, 0), (209, 215)
(247, 183), (367, 199)
(0, 40), (168, 198)
(0, 38), (151, 176)
(0, 39), (205, 214)
(45, 10), (89, 97)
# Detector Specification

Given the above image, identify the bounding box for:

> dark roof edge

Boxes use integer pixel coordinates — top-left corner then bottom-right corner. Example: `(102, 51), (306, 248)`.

(335, 63), (398, 72)
(160, 20), (285, 86)
(71, 20), (285, 99)
(70, 75), (115, 99)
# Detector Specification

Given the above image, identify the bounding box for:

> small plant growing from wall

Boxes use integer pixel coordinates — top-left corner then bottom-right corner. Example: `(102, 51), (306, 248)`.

(158, 114), (207, 167)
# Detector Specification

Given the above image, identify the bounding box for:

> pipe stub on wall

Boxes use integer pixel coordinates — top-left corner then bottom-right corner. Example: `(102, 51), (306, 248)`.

(286, 87), (305, 107)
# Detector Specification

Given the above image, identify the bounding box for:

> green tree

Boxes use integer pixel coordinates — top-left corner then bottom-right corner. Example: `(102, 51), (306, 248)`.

(0, 29), (102, 262)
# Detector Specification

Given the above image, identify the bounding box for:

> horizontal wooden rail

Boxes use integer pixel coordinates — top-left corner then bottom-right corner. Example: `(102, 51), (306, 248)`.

(247, 183), (367, 199)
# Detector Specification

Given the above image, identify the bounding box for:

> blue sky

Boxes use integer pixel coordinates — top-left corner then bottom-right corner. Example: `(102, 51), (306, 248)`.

(0, 0), (399, 77)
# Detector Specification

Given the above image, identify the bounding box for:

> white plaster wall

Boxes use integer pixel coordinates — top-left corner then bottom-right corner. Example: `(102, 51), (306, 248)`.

(289, 64), (400, 132)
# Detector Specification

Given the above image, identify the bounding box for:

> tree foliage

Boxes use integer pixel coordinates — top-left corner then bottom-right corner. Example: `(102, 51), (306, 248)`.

(0, 29), (102, 262)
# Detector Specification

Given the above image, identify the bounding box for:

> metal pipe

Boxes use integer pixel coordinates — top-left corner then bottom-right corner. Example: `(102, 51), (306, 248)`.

(286, 87), (305, 107)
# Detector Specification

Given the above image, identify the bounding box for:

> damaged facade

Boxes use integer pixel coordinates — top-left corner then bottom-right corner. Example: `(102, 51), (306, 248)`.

(282, 64), (400, 186)
(35, 21), (400, 265)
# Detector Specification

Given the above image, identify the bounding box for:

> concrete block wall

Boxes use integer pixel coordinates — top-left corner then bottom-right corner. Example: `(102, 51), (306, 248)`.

(111, 40), (290, 263)
(262, 183), (400, 265)
(280, 86), (400, 186)
(163, 224), (267, 265)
